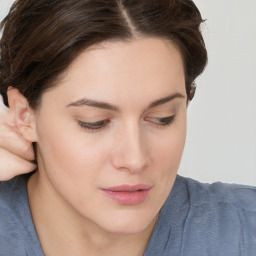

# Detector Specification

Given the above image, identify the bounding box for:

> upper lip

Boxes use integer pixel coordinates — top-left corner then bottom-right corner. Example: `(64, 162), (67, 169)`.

(102, 184), (152, 192)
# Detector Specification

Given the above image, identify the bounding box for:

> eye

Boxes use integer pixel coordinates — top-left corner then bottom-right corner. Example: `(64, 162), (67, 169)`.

(145, 115), (176, 126)
(77, 119), (110, 132)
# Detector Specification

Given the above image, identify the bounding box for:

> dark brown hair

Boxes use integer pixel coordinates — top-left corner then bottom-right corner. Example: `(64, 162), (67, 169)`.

(0, 0), (207, 108)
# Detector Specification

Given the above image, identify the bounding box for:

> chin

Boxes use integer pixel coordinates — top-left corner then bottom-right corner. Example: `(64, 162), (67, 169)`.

(98, 211), (156, 235)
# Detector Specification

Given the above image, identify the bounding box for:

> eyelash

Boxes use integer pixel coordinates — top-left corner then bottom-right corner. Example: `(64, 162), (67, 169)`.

(77, 115), (176, 132)
(147, 115), (176, 126)
(77, 120), (110, 132)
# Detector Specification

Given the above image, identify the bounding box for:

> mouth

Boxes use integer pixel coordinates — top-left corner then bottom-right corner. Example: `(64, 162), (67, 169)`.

(101, 184), (152, 205)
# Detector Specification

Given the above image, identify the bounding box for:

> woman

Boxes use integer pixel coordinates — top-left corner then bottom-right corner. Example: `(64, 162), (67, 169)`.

(0, 0), (255, 255)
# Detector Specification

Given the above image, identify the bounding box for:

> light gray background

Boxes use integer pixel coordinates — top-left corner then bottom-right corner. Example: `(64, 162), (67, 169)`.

(1, 0), (255, 185)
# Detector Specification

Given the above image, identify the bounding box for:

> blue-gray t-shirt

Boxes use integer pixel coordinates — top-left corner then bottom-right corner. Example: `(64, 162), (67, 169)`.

(0, 174), (255, 255)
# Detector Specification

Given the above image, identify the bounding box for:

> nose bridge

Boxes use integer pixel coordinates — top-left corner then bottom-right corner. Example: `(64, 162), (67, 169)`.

(112, 120), (148, 173)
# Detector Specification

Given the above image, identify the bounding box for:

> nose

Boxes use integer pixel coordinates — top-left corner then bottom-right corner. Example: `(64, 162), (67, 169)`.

(111, 124), (149, 174)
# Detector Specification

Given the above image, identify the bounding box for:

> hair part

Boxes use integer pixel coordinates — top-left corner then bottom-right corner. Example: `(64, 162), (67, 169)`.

(0, 0), (207, 108)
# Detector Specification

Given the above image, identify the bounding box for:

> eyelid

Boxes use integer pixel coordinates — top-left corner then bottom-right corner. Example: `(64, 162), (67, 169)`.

(153, 116), (174, 122)
(145, 115), (176, 126)
(77, 114), (176, 133)
(77, 119), (110, 132)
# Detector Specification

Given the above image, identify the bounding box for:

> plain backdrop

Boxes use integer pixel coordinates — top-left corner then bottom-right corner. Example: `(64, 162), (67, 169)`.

(0, 0), (255, 185)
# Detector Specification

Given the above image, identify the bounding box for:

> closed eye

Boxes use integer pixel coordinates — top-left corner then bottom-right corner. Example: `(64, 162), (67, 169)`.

(145, 115), (176, 126)
(77, 115), (175, 133)
(78, 119), (110, 132)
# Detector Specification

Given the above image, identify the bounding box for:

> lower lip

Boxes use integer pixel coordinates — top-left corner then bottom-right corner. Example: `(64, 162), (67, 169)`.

(101, 189), (151, 205)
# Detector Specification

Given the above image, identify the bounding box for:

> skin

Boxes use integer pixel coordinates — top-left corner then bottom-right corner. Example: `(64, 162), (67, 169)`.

(0, 95), (35, 180)
(11, 37), (187, 255)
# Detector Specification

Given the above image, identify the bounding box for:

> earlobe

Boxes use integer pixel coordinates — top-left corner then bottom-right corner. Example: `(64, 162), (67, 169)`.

(7, 87), (38, 142)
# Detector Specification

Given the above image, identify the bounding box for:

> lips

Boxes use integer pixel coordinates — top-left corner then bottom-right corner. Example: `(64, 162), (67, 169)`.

(101, 184), (152, 205)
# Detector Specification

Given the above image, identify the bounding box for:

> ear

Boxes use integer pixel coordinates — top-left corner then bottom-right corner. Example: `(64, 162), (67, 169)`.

(7, 87), (38, 142)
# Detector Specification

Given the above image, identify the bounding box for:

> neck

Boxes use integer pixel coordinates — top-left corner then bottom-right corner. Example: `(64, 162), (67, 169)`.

(27, 172), (158, 256)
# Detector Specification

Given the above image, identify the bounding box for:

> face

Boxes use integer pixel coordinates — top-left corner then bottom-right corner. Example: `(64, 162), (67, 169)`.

(33, 37), (187, 234)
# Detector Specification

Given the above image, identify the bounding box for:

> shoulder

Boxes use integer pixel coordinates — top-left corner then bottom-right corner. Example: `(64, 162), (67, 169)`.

(180, 175), (256, 213)
(176, 176), (256, 255)
(0, 174), (43, 255)
(0, 174), (27, 198)
(146, 176), (256, 255)
(0, 174), (29, 215)
(0, 175), (28, 255)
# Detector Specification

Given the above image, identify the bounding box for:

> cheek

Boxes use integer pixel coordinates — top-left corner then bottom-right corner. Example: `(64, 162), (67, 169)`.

(35, 117), (109, 184)
(152, 118), (186, 168)
(149, 115), (186, 193)
(143, 120), (186, 215)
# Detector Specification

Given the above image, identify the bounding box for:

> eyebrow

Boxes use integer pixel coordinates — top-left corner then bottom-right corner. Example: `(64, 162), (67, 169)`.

(66, 92), (185, 111)
(66, 98), (119, 111)
(148, 93), (185, 109)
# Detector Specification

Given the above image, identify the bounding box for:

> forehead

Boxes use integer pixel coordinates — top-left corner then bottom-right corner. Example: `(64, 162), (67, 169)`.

(42, 37), (186, 107)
